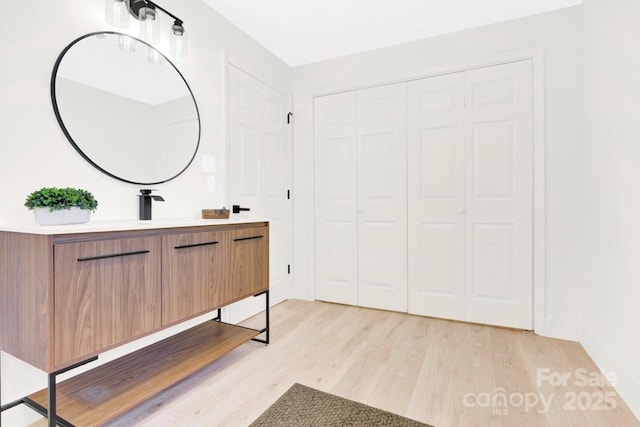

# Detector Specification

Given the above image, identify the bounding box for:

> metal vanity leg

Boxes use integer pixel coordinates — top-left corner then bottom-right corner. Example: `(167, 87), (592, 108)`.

(19, 357), (97, 427)
(2, 372), (62, 427)
(251, 290), (270, 345)
(265, 291), (270, 344)
(47, 373), (56, 427)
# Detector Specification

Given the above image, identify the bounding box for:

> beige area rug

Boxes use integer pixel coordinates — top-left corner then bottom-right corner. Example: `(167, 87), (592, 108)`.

(249, 383), (433, 426)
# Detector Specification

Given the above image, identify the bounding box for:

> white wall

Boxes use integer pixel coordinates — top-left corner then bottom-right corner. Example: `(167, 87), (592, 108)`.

(579, 0), (640, 418)
(0, 0), (290, 425)
(292, 6), (584, 341)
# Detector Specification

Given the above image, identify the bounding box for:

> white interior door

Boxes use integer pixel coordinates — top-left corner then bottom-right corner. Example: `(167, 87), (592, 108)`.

(314, 92), (358, 305)
(228, 65), (292, 322)
(357, 83), (407, 312)
(407, 72), (466, 321)
(408, 60), (533, 330)
(464, 60), (533, 329)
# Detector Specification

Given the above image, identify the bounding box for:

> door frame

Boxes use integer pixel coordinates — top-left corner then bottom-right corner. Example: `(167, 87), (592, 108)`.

(312, 48), (546, 335)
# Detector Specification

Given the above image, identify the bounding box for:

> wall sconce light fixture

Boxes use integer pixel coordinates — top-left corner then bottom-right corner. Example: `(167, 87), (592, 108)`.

(105, 0), (187, 57)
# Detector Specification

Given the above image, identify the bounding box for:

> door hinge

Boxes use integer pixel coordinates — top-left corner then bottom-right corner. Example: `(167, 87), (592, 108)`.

(287, 264), (291, 274)
(287, 189), (291, 200)
(287, 112), (293, 124)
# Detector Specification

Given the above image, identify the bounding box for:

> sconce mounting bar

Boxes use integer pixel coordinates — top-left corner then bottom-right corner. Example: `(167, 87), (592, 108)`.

(129, 0), (184, 25)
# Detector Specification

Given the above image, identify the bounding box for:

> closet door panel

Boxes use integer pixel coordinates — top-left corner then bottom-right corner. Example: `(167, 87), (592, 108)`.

(357, 83), (407, 312)
(407, 72), (466, 321)
(465, 60), (533, 329)
(314, 92), (358, 305)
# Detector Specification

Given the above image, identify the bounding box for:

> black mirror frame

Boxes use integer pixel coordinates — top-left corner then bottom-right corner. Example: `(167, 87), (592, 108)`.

(51, 31), (201, 185)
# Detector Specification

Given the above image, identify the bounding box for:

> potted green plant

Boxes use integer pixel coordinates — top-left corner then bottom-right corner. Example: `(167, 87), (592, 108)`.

(24, 187), (99, 225)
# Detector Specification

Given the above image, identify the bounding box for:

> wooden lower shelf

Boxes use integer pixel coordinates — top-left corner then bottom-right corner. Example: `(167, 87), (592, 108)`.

(28, 321), (260, 426)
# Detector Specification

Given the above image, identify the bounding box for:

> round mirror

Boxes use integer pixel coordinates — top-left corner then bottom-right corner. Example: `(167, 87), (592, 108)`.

(51, 32), (200, 185)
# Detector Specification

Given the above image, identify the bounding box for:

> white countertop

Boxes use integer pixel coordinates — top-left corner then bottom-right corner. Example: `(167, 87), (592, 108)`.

(0, 217), (269, 235)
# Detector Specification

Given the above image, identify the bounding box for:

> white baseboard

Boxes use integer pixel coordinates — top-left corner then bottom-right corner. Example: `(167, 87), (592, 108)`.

(581, 327), (640, 421)
(289, 281), (314, 301)
(541, 315), (581, 341)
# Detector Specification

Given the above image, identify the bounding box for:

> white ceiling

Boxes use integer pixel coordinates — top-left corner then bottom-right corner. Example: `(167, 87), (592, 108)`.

(202, 0), (582, 67)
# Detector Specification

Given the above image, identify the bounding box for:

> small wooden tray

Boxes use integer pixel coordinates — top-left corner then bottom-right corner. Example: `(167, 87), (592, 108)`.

(202, 208), (230, 219)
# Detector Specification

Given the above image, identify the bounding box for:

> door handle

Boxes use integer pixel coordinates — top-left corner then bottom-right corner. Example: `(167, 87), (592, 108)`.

(232, 205), (250, 214)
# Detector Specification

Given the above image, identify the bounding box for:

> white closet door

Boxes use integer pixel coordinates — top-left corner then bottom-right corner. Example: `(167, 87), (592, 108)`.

(408, 60), (533, 329)
(465, 60), (533, 329)
(407, 72), (466, 321)
(314, 92), (358, 305)
(228, 65), (292, 322)
(357, 83), (407, 312)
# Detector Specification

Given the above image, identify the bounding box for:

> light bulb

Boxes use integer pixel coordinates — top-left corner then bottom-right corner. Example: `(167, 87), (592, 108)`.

(139, 6), (160, 44)
(147, 46), (164, 65)
(105, 0), (130, 28)
(116, 34), (137, 53)
(170, 23), (188, 58)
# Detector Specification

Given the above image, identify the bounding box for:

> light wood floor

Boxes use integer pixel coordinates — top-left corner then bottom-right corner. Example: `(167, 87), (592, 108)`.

(36, 300), (640, 426)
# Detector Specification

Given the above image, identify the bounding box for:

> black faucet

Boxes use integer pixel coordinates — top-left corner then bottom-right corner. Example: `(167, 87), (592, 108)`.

(138, 189), (165, 220)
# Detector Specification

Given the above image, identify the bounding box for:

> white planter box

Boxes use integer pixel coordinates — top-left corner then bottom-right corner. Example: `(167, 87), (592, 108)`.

(34, 207), (91, 226)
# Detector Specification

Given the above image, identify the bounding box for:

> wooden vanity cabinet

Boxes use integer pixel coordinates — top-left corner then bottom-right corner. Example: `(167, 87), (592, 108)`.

(230, 226), (269, 299)
(162, 224), (269, 325)
(0, 221), (269, 426)
(54, 236), (162, 367)
(162, 230), (227, 325)
(1, 221), (268, 373)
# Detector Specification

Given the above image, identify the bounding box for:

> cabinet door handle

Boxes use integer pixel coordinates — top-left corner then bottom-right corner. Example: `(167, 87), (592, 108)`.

(78, 250), (150, 262)
(174, 241), (219, 250)
(233, 235), (264, 242)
